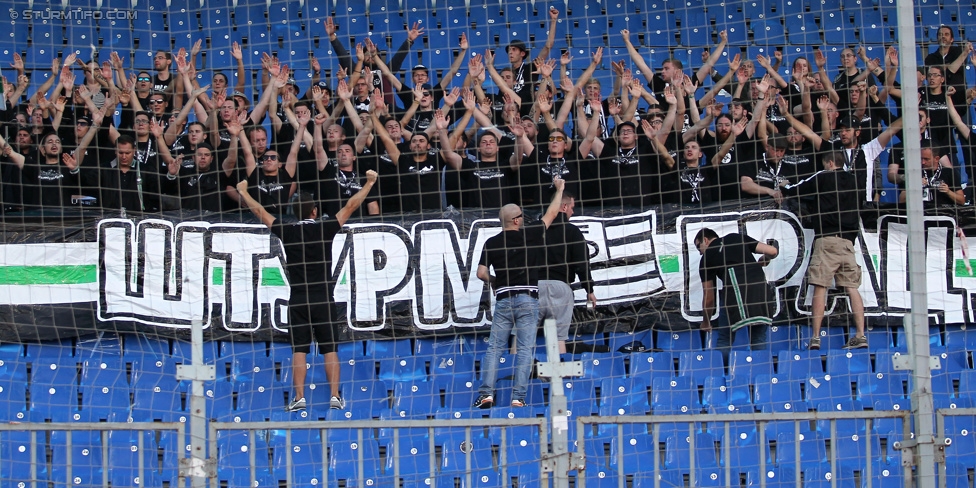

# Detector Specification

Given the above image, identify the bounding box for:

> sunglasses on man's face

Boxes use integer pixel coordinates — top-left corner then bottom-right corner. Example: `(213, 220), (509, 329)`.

(149, 99), (165, 105)
(263, 154), (279, 161)
(549, 136), (566, 142)
(137, 77), (151, 82)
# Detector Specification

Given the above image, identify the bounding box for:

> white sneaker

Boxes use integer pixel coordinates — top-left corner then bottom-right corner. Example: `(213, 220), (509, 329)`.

(286, 397), (306, 412)
(330, 395), (345, 409)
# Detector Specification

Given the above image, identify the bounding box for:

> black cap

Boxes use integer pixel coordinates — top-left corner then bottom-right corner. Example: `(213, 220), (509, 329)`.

(837, 116), (860, 129)
(412, 64), (428, 71)
(316, 81), (329, 89)
(507, 40), (529, 54)
(419, 83), (433, 91)
(76, 115), (92, 126)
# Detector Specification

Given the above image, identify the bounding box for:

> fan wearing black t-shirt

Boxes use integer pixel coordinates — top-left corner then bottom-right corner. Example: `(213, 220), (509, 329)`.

(694, 228), (779, 358)
(237, 170), (378, 413)
(473, 178), (565, 409)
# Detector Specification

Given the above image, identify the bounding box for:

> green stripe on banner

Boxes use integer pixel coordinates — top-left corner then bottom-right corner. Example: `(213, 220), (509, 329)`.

(659, 255), (680, 273)
(0, 265), (97, 285)
(955, 259), (976, 277)
(213, 267), (224, 285)
(261, 268), (286, 286)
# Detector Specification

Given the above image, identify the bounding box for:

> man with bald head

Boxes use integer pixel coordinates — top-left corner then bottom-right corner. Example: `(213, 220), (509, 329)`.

(474, 178), (566, 409)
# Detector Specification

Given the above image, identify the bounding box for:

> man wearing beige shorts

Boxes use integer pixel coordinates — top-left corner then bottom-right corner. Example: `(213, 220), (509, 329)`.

(784, 151), (867, 350)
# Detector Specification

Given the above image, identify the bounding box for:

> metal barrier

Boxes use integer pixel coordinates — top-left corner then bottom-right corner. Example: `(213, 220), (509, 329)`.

(209, 417), (549, 487)
(0, 421), (186, 488)
(574, 411), (913, 488)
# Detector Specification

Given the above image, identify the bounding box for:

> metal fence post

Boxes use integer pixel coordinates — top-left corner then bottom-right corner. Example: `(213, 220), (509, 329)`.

(176, 320), (216, 487)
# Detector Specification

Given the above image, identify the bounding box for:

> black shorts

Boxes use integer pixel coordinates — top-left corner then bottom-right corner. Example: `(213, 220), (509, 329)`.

(288, 297), (338, 354)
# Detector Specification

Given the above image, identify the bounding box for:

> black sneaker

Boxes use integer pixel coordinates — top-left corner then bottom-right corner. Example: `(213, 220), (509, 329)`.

(473, 394), (494, 409)
(844, 335), (868, 349)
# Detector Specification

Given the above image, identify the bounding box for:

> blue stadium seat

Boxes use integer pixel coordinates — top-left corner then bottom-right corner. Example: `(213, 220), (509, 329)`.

(235, 379), (285, 421)
(0, 430), (48, 486)
(80, 357), (130, 421)
(379, 356), (428, 385)
(444, 374), (480, 409)
(726, 374), (755, 409)
(51, 429), (103, 487)
(745, 466), (798, 488)
(785, 15), (822, 45)
(386, 435), (435, 481)
(715, 422), (771, 472)
(430, 354), (476, 389)
(665, 431), (719, 470)
(108, 430), (159, 488)
(803, 464), (856, 488)
(799, 325), (847, 351)
(751, 18), (787, 46)
(393, 380), (439, 417)
(832, 430), (884, 470)
(754, 374), (807, 414)
(644, 10), (677, 48)
(776, 350), (823, 378)
(273, 431), (327, 485)
(0, 376), (28, 422)
(123, 334), (170, 359)
(652, 376), (702, 414)
(29, 356), (79, 422)
(433, 407), (488, 446)
(821, 11), (857, 46)
(856, 372), (907, 406)
(826, 349), (871, 377)
(702, 376), (729, 409)
(231, 353), (276, 384)
(131, 373), (185, 422)
(805, 373), (856, 407)
(609, 435), (654, 475)
(581, 352), (626, 379)
(441, 437), (495, 475)
(366, 338), (413, 359)
(339, 379), (390, 416)
(712, 7), (748, 45)
(729, 350), (773, 382)
(656, 330), (702, 352)
(328, 439), (383, 486)
(863, 326), (898, 352)
(488, 405), (540, 445)
(599, 377), (650, 416)
(206, 380), (237, 421)
(678, 350), (725, 387)
(767, 324), (796, 352)
(0, 347), (27, 382)
(932, 347), (971, 378)
(862, 460), (904, 488)
(629, 351), (675, 382)
(480, 353), (517, 382)
(774, 431), (827, 466)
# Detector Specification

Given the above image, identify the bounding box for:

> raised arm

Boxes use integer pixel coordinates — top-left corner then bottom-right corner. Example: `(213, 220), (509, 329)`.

(540, 178), (566, 228)
(620, 29), (655, 84)
(695, 30), (729, 85)
(439, 33), (469, 90)
(371, 110), (402, 162)
(236, 179), (276, 228)
(433, 109), (463, 170)
(334, 170), (378, 226)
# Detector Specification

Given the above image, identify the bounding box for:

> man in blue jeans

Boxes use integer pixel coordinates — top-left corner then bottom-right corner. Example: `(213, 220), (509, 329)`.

(474, 178), (565, 408)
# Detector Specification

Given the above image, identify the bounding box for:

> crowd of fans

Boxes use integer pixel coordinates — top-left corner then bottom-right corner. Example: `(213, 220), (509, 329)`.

(0, 14), (971, 220)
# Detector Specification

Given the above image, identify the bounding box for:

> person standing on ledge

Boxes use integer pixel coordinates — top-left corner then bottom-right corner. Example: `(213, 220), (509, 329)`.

(474, 178), (565, 409)
(237, 170), (377, 412)
(694, 227), (779, 356)
(539, 189), (597, 354)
